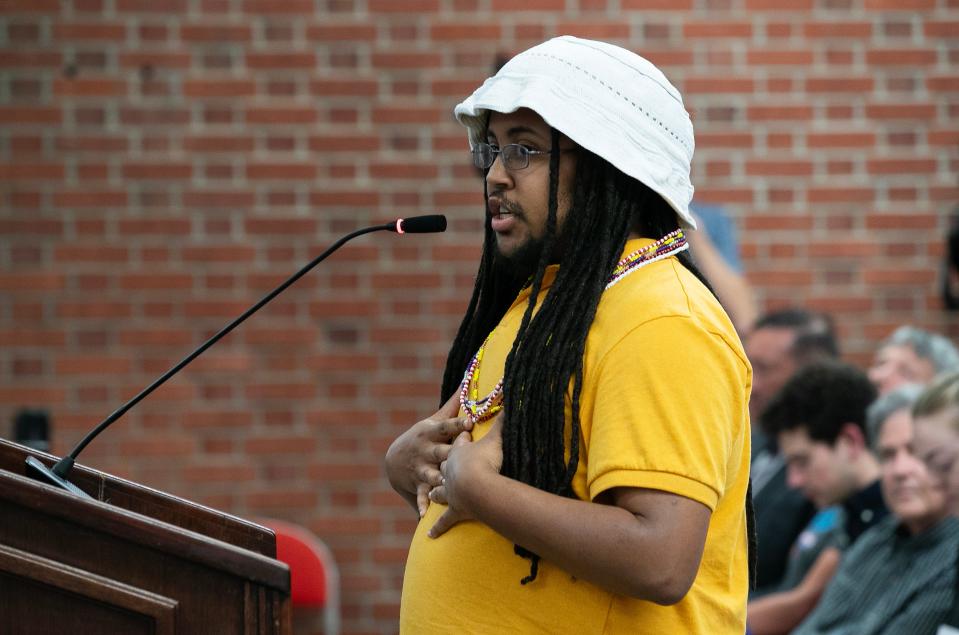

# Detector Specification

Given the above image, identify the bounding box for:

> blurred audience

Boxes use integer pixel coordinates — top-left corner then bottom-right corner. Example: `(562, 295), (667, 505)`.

(747, 361), (886, 635)
(868, 326), (959, 396)
(745, 309), (838, 593)
(791, 381), (959, 634)
(912, 371), (959, 632)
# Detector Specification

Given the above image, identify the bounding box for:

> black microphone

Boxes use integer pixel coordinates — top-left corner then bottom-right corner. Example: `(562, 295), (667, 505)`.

(25, 215), (447, 498)
(392, 214), (446, 234)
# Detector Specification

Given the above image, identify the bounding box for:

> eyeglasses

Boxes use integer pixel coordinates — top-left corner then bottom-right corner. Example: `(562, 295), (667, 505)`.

(471, 142), (552, 171)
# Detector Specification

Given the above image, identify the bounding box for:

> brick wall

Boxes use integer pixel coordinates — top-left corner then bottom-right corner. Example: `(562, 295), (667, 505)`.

(1, 2), (956, 633)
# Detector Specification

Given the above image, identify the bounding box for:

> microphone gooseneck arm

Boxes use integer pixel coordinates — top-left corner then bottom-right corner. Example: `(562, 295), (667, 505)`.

(44, 216), (444, 483)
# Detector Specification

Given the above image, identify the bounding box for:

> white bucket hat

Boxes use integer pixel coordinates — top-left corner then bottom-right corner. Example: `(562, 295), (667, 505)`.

(454, 35), (696, 229)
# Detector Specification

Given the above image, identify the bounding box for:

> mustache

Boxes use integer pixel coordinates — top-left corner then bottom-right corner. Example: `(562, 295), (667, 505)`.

(487, 194), (524, 217)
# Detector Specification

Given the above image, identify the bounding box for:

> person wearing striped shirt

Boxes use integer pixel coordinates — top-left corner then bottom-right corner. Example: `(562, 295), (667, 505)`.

(792, 377), (959, 634)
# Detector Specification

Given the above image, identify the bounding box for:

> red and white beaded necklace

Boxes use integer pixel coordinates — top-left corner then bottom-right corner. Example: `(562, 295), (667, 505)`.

(459, 229), (688, 424)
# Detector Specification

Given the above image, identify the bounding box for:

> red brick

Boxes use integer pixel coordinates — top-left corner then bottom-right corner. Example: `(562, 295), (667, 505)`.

(371, 52), (442, 69)
(863, 270), (936, 285)
(0, 51), (62, 67)
(54, 22), (127, 39)
(246, 163), (317, 180)
(122, 163), (192, 179)
(747, 105), (813, 120)
(866, 103), (936, 120)
(746, 160), (813, 176)
(807, 132), (875, 148)
(369, 164), (439, 180)
(929, 77), (959, 92)
(745, 0), (813, 8)
(56, 356), (133, 374)
(0, 164), (64, 179)
(53, 79), (127, 97)
(866, 0), (934, 7)
(685, 77), (755, 93)
(867, 49), (937, 66)
(246, 107), (317, 124)
(246, 52), (316, 69)
(311, 79), (378, 97)
(867, 159), (937, 175)
(57, 302), (133, 319)
(180, 23), (252, 41)
(431, 24), (503, 40)
(183, 79), (256, 97)
(306, 24), (377, 41)
(621, 0), (692, 7)
(806, 77), (874, 93)
(807, 188), (874, 203)
(183, 464), (257, 482)
(683, 22), (752, 38)
(309, 191), (380, 207)
(747, 50), (815, 65)
(866, 213), (938, 229)
(369, 0), (439, 10)
(119, 52), (191, 69)
(925, 21), (959, 37)
(119, 273), (193, 290)
(744, 215), (814, 230)
(371, 107), (443, 124)
(243, 0), (313, 12)
(803, 21), (872, 38)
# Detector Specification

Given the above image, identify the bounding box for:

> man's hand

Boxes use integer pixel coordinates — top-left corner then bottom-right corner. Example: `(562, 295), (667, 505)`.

(384, 393), (473, 517)
(428, 416), (504, 537)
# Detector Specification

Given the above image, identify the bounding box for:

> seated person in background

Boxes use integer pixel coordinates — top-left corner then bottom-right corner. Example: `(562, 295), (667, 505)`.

(687, 202), (757, 335)
(747, 361), (888, 635)
(911, 371), (959, 633)
(746, 309), (838, 593)
(792, 379), (959, 635)
(868, 326), (959, 395)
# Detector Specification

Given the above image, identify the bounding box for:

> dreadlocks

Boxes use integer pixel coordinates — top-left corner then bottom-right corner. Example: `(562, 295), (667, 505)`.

(440, 130), (758, 588)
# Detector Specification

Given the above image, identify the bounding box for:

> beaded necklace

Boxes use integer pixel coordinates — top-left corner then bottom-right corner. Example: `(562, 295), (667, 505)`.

(459, 229), (688, 424)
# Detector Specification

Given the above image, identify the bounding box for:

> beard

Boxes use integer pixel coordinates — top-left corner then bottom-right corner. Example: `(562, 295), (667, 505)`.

(493, 231), (546, 284)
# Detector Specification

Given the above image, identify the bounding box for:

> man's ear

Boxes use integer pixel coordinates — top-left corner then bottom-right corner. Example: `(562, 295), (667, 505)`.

(837, 422), (867, 457)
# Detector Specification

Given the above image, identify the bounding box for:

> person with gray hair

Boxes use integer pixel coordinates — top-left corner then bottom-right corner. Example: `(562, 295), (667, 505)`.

(865, 383), (926, 450)
(868, 326), (959, 395)
(911, 371), (959, 632)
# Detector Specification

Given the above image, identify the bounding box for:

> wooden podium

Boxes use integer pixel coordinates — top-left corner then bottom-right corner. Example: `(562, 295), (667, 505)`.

(0, 439), (291, 634)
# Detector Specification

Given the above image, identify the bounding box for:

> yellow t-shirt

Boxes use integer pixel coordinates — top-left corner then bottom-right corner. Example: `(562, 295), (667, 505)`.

(400, 238), (752, 634)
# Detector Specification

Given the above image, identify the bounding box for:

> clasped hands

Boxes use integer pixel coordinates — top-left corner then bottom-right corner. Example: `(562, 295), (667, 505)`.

(384, 395), (503, 538)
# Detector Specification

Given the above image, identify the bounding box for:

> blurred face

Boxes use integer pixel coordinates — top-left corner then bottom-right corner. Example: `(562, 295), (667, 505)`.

(878, 410), (949, 535)
(914, 406), (959, 516)
(485, 109), (577, 273)
(745, 327), (798, 422)
(868, 344), (936, 395)
(778, 427), (854, 508)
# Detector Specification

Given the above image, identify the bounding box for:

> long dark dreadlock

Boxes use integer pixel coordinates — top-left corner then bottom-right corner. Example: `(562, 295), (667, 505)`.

(441, 128), (758, 589)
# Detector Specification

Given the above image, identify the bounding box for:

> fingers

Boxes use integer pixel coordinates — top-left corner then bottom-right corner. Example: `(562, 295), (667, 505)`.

(416, 465), (443, 489)
(428, 484), (448, 505)
(428, 508), (460, 538)
(429, 416), (472, 442)
(416, 482), (431, 519)
(452, 430), (472, 448)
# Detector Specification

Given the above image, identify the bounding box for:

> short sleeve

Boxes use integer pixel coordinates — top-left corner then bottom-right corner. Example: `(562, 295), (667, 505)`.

(584, 314), (748, 510)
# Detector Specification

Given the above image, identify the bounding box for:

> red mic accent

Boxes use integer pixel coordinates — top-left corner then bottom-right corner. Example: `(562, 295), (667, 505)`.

(396, 219), (405, 234)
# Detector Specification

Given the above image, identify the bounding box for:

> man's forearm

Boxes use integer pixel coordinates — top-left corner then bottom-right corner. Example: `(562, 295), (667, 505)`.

(460, 470), (705, 604)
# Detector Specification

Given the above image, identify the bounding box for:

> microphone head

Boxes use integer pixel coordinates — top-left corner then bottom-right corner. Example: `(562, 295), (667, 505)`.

(395, 215), (447, 234)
